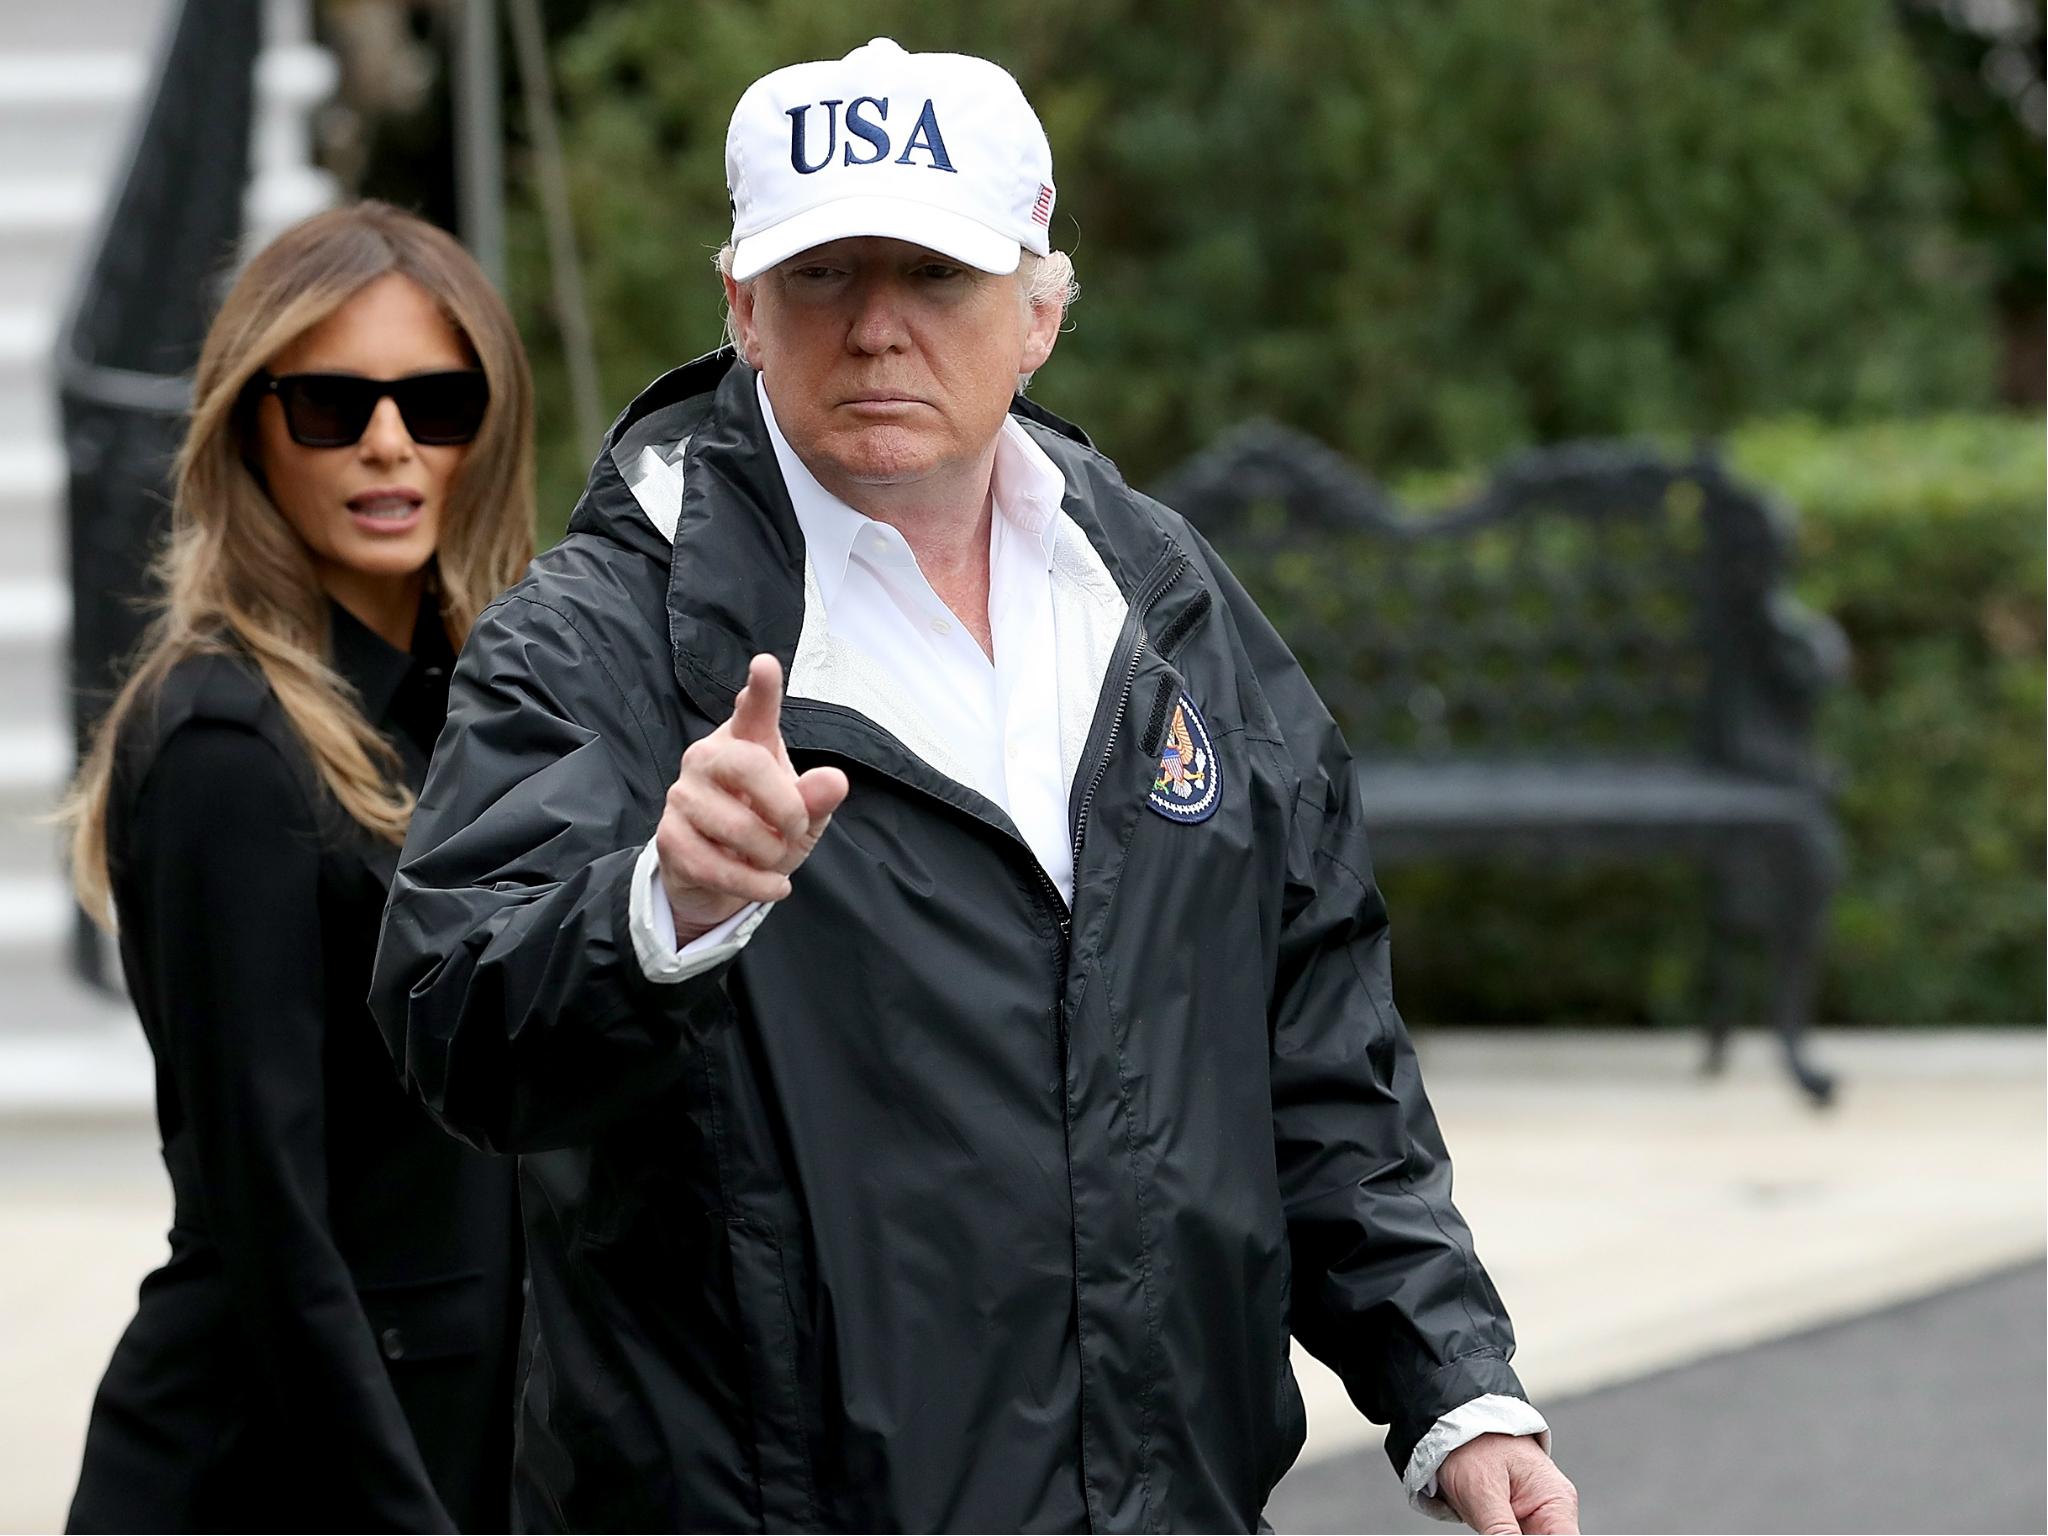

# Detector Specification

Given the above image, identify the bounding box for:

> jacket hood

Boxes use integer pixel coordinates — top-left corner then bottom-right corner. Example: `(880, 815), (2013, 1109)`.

(566, 348), (1181, 722)
(563, 347), (1096, 556)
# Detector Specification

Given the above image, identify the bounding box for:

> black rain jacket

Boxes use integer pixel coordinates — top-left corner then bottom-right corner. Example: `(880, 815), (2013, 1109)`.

(371, 352), (1526, 1533)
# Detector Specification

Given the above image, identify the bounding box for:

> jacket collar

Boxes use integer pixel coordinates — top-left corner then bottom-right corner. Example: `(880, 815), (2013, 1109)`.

(327, 597), (454, 754)
(667, 359), (810, 716)
(757, 373), (1065, 615)
(562, 348), (1197, 722)
(329, 599), (413, 724)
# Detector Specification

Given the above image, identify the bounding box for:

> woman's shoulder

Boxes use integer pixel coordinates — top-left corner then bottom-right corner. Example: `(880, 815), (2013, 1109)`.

(113, 647), (306, 812)
(156, 645), (276, 727)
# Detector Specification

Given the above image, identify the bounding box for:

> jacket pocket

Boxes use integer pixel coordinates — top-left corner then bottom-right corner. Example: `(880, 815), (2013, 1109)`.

(726, 1218), (818, 1530)
(357, 1270), (490, 1364)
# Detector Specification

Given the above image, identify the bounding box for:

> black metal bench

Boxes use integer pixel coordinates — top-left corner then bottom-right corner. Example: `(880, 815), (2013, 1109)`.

(1159, 425), (1847, 1103)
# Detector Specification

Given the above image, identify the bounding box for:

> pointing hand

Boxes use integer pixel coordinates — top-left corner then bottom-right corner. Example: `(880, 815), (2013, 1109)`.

(655, 654), (850, 943)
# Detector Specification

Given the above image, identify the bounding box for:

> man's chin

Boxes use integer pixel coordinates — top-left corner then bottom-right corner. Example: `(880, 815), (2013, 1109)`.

(814, 430), (943, 489)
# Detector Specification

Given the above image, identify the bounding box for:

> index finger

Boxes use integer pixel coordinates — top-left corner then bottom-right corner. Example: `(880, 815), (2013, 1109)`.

(728, 653), (786, 748)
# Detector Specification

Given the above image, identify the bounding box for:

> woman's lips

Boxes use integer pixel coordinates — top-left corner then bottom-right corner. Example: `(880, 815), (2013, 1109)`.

(346, 488), (425, 532)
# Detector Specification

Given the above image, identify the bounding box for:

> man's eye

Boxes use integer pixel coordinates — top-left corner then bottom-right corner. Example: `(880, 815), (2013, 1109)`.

(915, 263), (967, 282)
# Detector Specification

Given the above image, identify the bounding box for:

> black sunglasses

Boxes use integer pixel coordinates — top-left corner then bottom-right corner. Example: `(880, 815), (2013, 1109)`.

(252, 369), (490, 448)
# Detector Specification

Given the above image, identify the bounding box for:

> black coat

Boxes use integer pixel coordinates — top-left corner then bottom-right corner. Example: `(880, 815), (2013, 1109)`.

(371, 353), (1528, 1533)
(69, 602), (523, 1535)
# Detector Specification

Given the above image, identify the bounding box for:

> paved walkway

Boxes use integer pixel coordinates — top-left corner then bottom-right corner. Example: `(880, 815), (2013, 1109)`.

(1, 1025), (2041, 1533)
(1271, 1259), (2048, 1533)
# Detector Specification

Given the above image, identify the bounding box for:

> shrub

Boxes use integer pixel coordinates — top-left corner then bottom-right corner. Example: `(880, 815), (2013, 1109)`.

(1730, 415), (2045, 1023)
(519, 0), (1996, 538)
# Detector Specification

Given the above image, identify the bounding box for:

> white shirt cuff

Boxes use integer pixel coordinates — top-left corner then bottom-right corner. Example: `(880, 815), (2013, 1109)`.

(628, 836), (771, 983)
(1402, 1393), (1552, 1522)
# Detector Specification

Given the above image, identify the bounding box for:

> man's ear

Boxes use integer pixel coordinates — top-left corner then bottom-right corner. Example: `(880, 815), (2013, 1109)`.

(1019, 292), (1061, 376)
(724, 272), (760, 368)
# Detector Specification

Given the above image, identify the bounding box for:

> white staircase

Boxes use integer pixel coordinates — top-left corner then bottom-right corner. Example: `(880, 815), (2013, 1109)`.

(0, 0), (337, 1109)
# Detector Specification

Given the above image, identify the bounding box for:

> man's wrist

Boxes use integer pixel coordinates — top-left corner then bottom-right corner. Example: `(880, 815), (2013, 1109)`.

(1403, 1395), (1551, 1521)
(669, 898), (737, 948)
(630, 837), (771, 982)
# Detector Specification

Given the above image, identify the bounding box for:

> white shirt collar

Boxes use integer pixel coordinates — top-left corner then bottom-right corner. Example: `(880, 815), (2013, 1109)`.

(756, 375), (1066, 613)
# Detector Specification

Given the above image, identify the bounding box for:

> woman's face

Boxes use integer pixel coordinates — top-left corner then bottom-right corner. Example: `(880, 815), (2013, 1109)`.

(254, 272), (476, 615)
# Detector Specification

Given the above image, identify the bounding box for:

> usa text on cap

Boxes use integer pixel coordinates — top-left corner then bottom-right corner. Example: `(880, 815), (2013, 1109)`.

(725, 38), (1056, 282)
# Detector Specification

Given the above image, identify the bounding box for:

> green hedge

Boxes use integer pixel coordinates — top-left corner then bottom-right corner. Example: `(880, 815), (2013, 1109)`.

(1335, 415), (2043, 1026)
(1730, 416), (2045, 1024)
(520, 0), (1996, 538)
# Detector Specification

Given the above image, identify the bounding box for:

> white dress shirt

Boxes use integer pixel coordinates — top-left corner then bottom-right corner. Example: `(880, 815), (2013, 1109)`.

(619, 377), (1547, 1514)
(759, 379), (1077, 898)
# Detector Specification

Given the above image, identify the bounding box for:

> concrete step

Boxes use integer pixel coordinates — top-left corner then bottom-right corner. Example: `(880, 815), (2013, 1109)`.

(0, 0), (171, 57)
(0, 176), (101, 319)
(0, 39), (340, 321)
(0, 946), (143, 1097)
(0, 441), (65, 592)
(0, 309), (59, 456)
(0, 53), (149, 185)
(0, 577), (70, 741)
(0, 875), (73, 960)
(0, 818), (66, 888)
(0, 1019), (152, 1109)
(0, 725), (72, 880)
(0, 576), (68, 649)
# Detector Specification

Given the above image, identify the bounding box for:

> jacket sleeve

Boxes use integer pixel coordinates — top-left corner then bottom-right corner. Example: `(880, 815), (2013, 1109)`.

(370, 592), (728, 1153)
(127, 721), (454, 1533)
(1183, 523), (1529, 1476)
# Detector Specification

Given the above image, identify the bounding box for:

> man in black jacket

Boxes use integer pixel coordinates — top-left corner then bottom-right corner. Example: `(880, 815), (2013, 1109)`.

(373, 37), (1578, 1534)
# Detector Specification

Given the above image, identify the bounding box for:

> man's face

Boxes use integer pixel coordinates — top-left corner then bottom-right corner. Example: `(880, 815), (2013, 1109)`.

(726, 237), (1061, 510)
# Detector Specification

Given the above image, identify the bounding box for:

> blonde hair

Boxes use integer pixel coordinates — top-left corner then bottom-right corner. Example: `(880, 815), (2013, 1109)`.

(62, 200), (536, 927)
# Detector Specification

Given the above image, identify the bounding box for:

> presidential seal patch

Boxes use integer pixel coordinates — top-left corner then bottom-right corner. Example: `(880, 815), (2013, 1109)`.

(1147, 693), (1221, 824)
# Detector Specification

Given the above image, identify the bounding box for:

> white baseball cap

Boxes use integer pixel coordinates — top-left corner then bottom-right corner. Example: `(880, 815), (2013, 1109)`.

(725, 38), (1056, 282)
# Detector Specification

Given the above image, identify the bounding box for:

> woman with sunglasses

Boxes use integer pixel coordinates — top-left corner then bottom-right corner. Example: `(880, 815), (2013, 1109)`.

(61, 201), (534, 1533)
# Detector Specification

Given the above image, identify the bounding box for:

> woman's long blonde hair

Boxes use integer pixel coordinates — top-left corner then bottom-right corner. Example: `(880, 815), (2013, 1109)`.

(63, 200), (536, 927)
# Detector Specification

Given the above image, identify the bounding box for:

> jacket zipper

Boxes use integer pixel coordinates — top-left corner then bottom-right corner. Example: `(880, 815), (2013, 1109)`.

(1069, 551), (1190, 877)
(777, 713), (1076, 944)
(782, 549), (1190, 950)
(779, 548), (1189, 1533)
(1053, 547), (1187, 1532)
